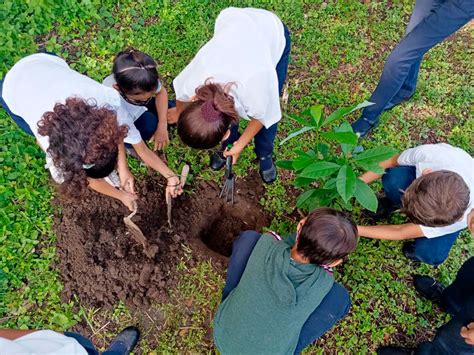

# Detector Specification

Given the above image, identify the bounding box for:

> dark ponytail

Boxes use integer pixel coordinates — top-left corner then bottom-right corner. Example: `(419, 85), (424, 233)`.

(178, 79), (239, 149)
(112, 47), (159, 94)
(38, 97), (128, 198)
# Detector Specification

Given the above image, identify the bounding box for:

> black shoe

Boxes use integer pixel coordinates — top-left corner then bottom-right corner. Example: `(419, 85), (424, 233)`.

(377, 346), (415, 355)
(210, 150), (226, 171)
(402, 241), (422, 263)
(259, 156), (277, 184)
(351, 117), (376, 138)
(413, 275), (445, 304)
(364, 196), (397, 221)
(105, 326), (140, 354)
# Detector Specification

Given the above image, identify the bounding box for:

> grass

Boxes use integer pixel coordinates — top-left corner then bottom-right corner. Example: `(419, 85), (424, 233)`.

(0, 0), (473, 353)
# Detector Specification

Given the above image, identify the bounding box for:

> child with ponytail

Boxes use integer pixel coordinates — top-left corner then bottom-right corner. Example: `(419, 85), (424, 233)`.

(172, 7), (291, 183)
(104, 48), (182, 198)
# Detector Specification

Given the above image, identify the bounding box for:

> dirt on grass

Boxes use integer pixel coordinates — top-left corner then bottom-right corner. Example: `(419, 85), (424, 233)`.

(54, 171), (269, 309)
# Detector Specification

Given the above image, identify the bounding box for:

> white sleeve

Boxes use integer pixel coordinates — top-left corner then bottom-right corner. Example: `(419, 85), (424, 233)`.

(173, 67), (196, 102)
(397, 145), (430, 166)
(243, 70), (281, 128)
(115, 106), (143, 145)
(420, 219), (467, 238)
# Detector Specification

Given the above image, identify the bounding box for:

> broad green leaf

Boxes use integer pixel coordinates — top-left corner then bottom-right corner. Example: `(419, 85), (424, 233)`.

(323, 178), (336, 190)
(323, 100), (374, 126)
(310, 105), (323, 127)
(353, 146), (398, 164)
(354, 178), (378, 212)
(279, 126), (315, 146)
(296, 189), (317, 209)
(335, 122), (356, 154)
(275, 159), (294, 170)
(300, 162), (340, 179)
(357, 162), (386, 174)
(336, 165), (356, 202)
(292, 155), (318, 171)
(321, 131), (358, 145)
(316, 143), (329, 159)
(285, 113), (312, 127)
(294, 176), (314, 187)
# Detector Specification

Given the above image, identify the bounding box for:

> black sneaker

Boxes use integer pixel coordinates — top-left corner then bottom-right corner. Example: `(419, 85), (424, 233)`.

(259, 156), (277, 184)
(210, 150), (226, 171)
(413, 275), (445, 304)
(364, 196), (398, 221)
(104, 326), (140, 354)
(402, 241), (422, 263)
(351, 117), (376, 138)
(377, 346), (415, 355)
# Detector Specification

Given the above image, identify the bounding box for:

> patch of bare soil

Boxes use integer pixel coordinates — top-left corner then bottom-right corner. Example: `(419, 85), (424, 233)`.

(54, 172), (269, 309)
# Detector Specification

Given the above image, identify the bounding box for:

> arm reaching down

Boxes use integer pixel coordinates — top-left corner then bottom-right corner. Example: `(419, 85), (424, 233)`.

(224, 118), (263, 164)
(357, 223), (425, 240)
(359, 154), (400, 184)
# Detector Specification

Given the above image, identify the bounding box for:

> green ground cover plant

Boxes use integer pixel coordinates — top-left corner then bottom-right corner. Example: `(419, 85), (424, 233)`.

(0, 0), (472, 353)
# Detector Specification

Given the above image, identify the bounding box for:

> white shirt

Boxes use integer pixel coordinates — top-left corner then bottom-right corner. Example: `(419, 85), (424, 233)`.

(0, 330), (87, 355)
(398, 143), (474, 238)
(173, 7), (286, 128)
(103, 74), (162, 145)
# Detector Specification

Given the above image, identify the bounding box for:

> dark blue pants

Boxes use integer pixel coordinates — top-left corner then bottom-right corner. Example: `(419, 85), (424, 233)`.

(222, 231), (351, 354)
(417, 257), (474, 354)
(382, 166), (461, 265)
(352, 0), (474, 133)
(222, 23), (291, 159)
(0, 79), (35, 136)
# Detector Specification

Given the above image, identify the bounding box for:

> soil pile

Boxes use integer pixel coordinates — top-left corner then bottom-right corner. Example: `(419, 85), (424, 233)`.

(54, 172), (269, 308)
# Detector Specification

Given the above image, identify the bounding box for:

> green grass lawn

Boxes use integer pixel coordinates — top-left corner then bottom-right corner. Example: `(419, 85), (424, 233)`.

(0, 0), (473, 353)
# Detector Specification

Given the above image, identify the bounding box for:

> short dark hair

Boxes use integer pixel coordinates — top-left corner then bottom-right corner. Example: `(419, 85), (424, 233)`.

(297, 207), (358, 265)
(402, 170), (469, 227)
(112, 47), (159, 94)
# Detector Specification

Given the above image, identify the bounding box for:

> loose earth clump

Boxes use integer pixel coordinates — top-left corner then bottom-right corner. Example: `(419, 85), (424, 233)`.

(54, 172), (269, 309)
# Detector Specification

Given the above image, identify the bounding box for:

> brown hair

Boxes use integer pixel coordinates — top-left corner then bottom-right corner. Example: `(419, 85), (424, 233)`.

(177, 80), (239, 149)
(297, 207), (358, 265)
(402, 170), (470, 227)
(38, 97), (128, 198)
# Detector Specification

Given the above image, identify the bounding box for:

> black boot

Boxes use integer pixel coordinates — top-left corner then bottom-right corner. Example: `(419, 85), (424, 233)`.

(377, 346), (415, 355)
(104, 326), (140, 354)
(364, 196), (398, 221)
(413, 275), (445, 305)
(402, 241), (422, 263)
(210, 150), (226, 171)
(259, 155), (277, 184)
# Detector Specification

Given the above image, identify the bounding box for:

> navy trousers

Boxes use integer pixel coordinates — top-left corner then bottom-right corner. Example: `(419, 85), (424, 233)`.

(417, 257), (474, 354)
(382, 166), (462, 265)
(352, 0), (474, 134)
(222, 23), (291, 159)
(222, 231), (351, 354)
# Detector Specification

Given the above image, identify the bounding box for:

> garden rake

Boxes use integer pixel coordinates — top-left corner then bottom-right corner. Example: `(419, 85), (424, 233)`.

(219, 152), (235, 205)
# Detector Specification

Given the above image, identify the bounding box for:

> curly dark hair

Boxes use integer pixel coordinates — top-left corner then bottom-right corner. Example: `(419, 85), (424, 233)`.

(37, 97), (128, 198)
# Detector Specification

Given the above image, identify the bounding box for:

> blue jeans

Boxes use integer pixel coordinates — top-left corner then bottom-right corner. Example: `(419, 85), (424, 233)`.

(382, 166), (461, 265)
(352, 0), (474, 133)
(222, 23), (291, 159)
(417, 257), (474, 354)
(222, 231), (351, 354)
(0, 79), (35, 136)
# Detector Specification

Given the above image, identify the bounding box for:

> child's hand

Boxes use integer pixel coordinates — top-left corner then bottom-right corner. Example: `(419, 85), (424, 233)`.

(120, 191), (138, 211)
(166, 175), (183, 199)
(224, 143), (243, 165)
(461, 322), (474, 345)
(151, 128), (170, 151)
(167, 107), (179, 124)
(119, 169), (135, 194)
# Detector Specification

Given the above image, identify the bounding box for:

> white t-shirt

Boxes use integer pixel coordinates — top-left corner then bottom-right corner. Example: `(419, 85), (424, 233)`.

(173, 7), (286, 129)
(398, 143), (474, 238)
(103, 74), (162, 145)
(0, 330), (87, 354)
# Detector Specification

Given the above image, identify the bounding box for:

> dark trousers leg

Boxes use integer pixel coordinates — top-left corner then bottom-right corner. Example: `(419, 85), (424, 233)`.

(294, 283), (351, 354)
(276, 23), (292, 95)
(354, 0), (474, 130)
(221, 231), (261, 301)
(64, 332), (99, 355)
(441, 257), (474, 315)
(381, 166), (417, 207)
(411, 230), (461, 265)
(0, 79), (35, 136)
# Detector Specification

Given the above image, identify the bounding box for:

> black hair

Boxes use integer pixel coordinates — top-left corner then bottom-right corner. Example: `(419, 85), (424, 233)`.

(84, 148), (118, 179)
(297, 207), (358, 265)
(112, 47), (159, 94)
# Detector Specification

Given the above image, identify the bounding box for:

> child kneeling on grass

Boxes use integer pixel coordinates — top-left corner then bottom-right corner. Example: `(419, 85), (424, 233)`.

(357, 143), (473, 266)
(213, 207), (358, 355)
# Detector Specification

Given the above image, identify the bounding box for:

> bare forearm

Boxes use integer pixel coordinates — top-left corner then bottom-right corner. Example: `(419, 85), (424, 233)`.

(0, 329), (39, 340)
(236, 119), (263, 149)
(88, 178), (125, 201)
(135, 145), (175, 178)
(357, 223), (424, 240)
(117, 143), (129, 173)
(359, 155), (400, 184)
(156, 88), (169, 130)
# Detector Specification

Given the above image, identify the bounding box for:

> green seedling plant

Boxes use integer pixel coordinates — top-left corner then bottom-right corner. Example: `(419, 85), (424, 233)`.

(277, 102), (398, 212)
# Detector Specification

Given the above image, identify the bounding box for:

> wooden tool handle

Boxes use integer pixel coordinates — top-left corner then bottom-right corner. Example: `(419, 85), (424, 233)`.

(180, 164), (190, 188)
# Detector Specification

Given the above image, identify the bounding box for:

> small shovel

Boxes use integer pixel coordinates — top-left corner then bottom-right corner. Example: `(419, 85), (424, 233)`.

(167, 164), (190, 227)
(219, 151), (235, 205)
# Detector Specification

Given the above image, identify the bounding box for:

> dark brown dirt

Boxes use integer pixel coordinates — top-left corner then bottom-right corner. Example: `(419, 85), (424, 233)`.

(54, 172), (269, 309)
